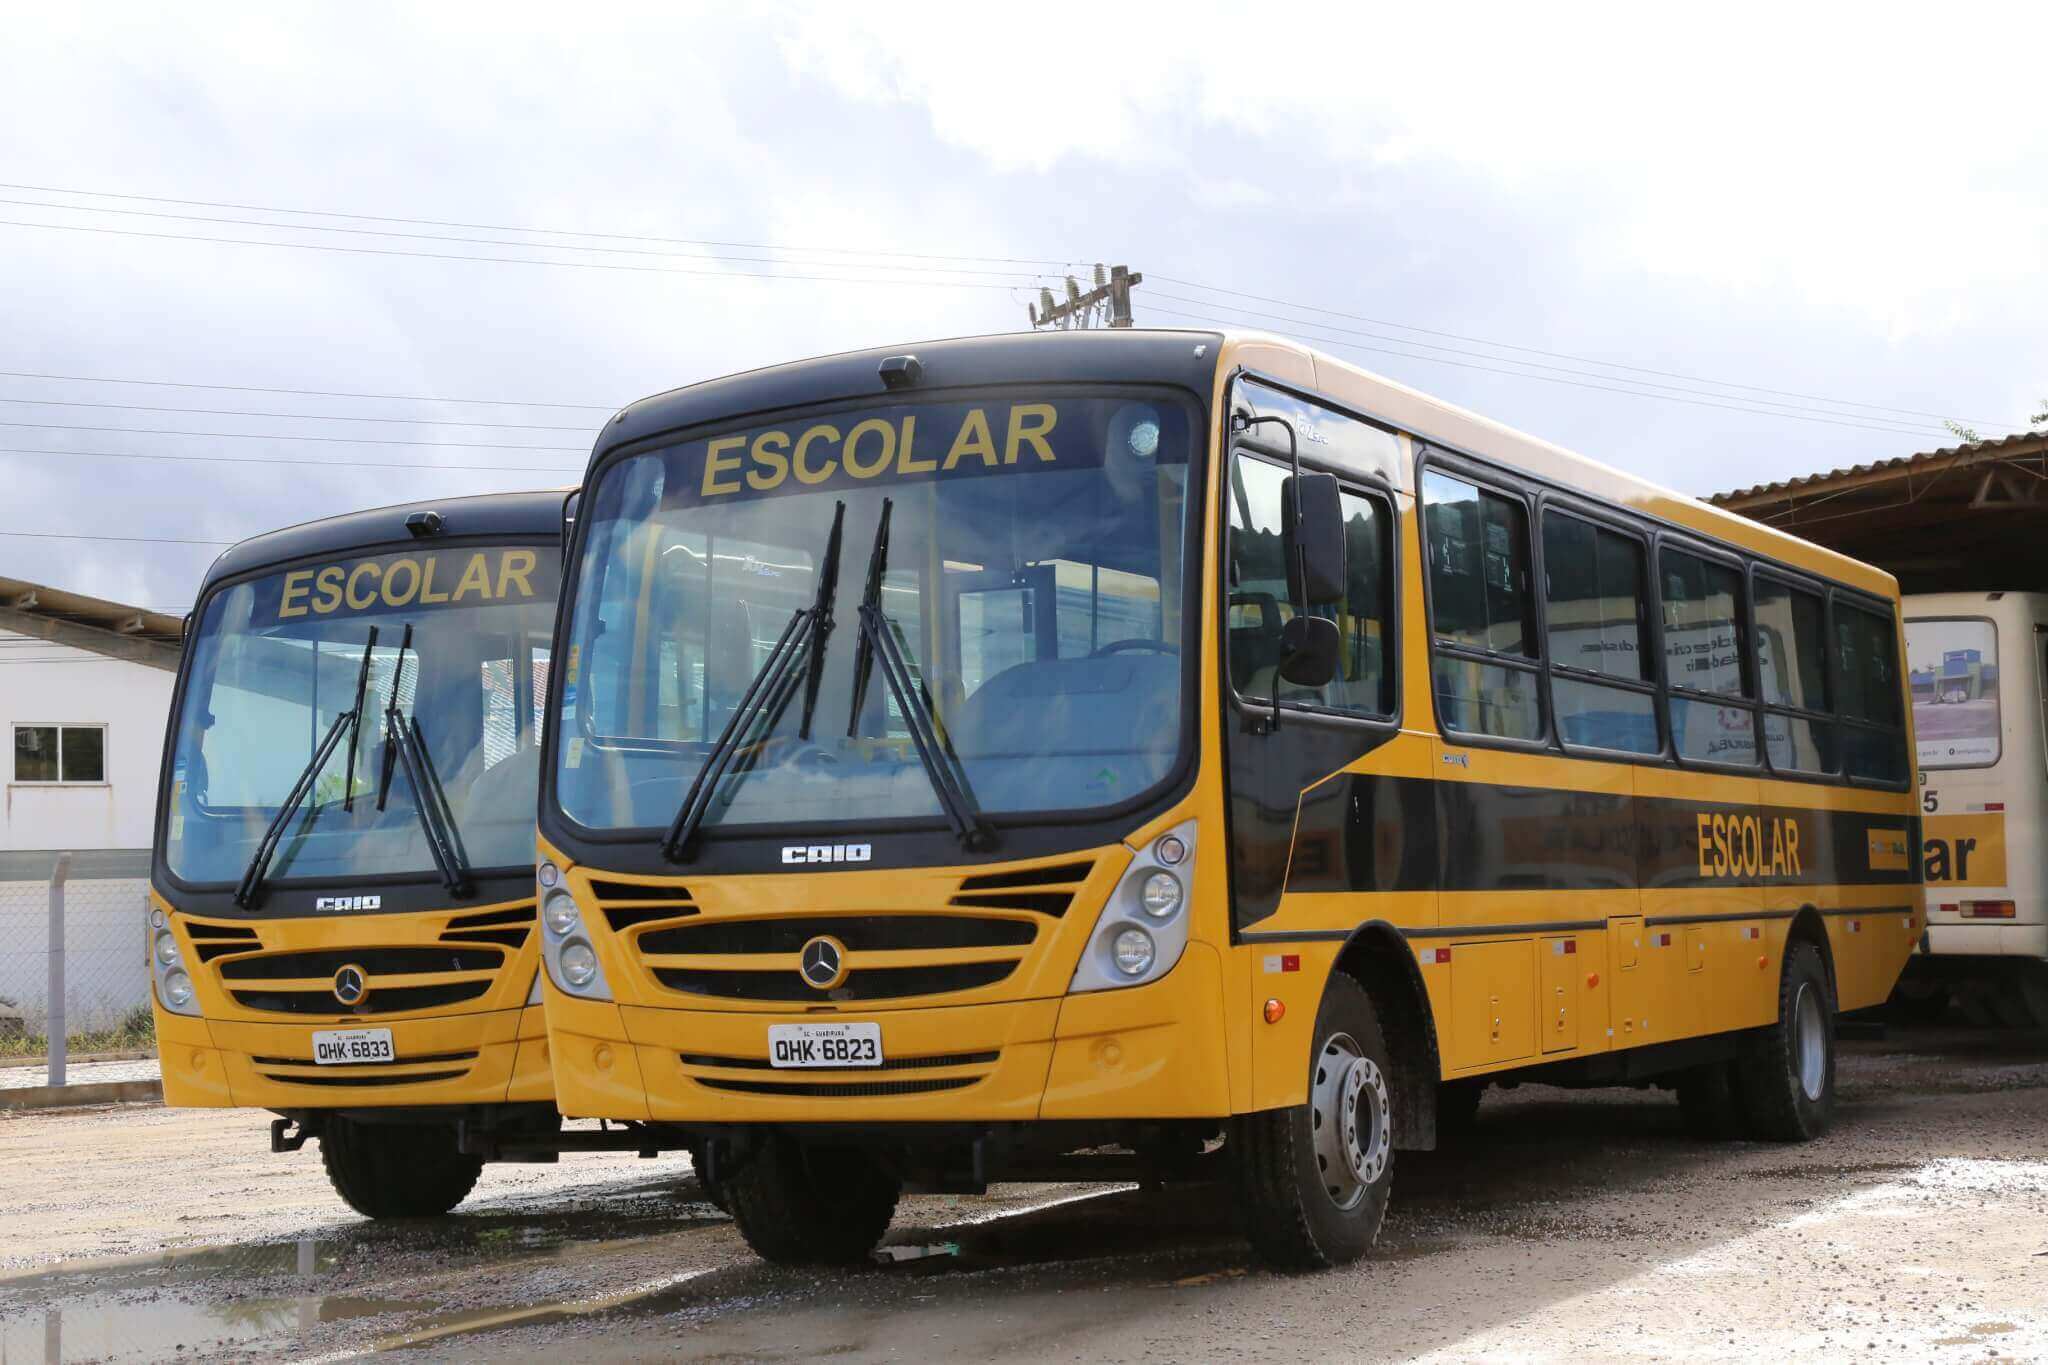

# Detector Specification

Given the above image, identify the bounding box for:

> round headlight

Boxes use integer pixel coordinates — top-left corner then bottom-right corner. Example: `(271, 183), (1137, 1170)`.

(1154, 834), (1187, 866)
(154, 930), (180, 965)
(1111, 926), (1156, 977)
(1139, 871), (1182, 920)
(163, 968), (194, 1008)
(150, 907), (167, 930)
(538, 861), (561, 890)
(543, 890), (580, 937)
(560, 939), (598, 988)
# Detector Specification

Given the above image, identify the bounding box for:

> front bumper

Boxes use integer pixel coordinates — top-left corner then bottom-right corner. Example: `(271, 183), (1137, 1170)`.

(544, 943), (1230, 1125)
(153, 1001), (553, 1110)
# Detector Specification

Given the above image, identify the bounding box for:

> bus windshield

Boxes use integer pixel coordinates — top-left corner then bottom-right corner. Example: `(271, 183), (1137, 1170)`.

(554, 391), (1196, 836)
(164, 544), (558, 887)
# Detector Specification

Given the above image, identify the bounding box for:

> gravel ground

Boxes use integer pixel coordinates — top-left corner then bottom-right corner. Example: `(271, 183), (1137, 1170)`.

(5, 1026), (2048, 1362)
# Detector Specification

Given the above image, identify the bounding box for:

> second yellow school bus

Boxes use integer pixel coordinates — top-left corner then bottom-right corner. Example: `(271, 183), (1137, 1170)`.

(534, 330), (1920, 1267)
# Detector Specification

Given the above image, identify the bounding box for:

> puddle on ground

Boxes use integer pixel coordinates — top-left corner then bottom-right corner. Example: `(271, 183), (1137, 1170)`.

(0, 1237), (428, 1363)
(0, 1186), (728, 1364)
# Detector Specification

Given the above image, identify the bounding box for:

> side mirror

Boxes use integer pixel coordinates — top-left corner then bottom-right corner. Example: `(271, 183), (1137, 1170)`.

(1283, 472), (1347, 606)
(1277, 615), (1340, 688)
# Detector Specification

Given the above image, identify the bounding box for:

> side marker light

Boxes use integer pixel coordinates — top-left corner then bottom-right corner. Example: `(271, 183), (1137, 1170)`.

(1263, 998), (1286, 1025)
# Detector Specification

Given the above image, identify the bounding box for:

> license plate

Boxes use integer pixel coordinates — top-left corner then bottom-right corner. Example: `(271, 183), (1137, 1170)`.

(767, 1021), (882, 1069)
(312, 1028), (395, 1066)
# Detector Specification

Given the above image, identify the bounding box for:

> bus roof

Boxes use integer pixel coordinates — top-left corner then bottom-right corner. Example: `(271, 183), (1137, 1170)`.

(201, 487), (573, 592)
(597, 328), (1896, 603)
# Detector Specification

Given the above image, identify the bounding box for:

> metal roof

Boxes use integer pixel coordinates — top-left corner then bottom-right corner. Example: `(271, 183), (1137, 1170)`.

(0, 573), (185, 671)
(1711, 430), (2048, 507)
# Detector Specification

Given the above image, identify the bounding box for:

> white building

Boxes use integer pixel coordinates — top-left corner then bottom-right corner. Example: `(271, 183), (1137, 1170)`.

(0, 575), (184, 1032)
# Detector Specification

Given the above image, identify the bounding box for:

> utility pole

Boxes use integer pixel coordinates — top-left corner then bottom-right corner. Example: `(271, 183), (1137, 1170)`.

(1029, 263), (1142, 330)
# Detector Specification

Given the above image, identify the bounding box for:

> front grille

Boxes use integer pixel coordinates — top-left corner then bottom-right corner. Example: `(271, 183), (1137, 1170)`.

(588, 877), (698, 933)
(251, 1050), (479, 1068)
(254, 1069), (469, 1088)
(186, 921), (260, 963)
(641, 916), (1035, 956)
(654, 961), (1015, 1002)
(950, 860), (1095, 916)
(229, 980), (491, 1016)
(680, 1048), (999, 1073)
(694, 1075), (977, 1099)
(440, 906), (534, 950)
(220, 946), (503, 980)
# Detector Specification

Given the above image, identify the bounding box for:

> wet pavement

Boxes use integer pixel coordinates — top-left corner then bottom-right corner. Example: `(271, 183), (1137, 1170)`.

(6, 1026), (2048, 1361)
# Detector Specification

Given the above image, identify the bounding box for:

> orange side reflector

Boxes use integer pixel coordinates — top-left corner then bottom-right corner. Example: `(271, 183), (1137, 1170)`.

(1263, 998), (1286, 1025)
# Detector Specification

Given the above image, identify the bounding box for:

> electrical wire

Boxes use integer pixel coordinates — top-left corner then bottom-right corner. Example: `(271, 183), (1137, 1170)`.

(1, 181), (1075, 268)
(0, 368), (615, 410)
(0, 446), (580, 475)
(0, 395), (597, 431)
(0, 529), (233, 545)
(0, 420), (584, 451)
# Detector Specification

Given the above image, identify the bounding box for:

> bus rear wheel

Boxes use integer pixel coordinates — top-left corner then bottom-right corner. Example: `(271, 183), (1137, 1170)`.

(1734, 941), (1835, 1141)
(320, 1118), (483, 1219)
(722, 1138), (900, 1266)
(1235, 972), (1394, 1271)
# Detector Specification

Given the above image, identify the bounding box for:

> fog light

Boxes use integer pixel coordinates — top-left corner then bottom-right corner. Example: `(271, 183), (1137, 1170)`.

(543, 889), (580, 937)
(163, 968), (194, 1008)
(1139, 871), (1182, 919)
(561, 939), (598, 988)
(1111, 926), (1155, 977)
(154, 930), (179, 966)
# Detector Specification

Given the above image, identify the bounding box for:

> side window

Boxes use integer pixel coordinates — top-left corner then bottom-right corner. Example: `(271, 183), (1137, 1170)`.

(1754, 576), (1835, 774)
(1541, 511), (1657, 754)
(1835, 601), (1908, 782)
(1423, 469), (1540, 740)
(1226, 452), (1393, 716)
(1659, 547), (1755, 766)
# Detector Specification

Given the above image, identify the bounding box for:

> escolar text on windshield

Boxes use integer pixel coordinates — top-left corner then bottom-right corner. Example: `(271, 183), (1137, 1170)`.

(267, 548), (551, 623)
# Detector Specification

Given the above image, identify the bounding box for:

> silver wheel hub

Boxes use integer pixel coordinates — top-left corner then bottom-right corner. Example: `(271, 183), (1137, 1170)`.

(1310, 1032), (1391, 1211)
(1793, 981), (1827, 1102)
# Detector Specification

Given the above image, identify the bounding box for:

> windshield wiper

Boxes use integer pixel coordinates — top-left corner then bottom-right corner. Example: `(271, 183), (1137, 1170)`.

(371, 623), (473, 897)
(234, 626), (379, 908)
(847, 498), (994, 852)
(662, 502), (846, 863)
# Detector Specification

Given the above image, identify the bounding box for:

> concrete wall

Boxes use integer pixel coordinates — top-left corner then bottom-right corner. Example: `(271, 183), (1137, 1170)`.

(1, 627), (175, 853)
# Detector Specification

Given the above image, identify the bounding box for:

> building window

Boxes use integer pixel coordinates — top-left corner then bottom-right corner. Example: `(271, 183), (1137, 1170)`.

(12, 724), (107, 784)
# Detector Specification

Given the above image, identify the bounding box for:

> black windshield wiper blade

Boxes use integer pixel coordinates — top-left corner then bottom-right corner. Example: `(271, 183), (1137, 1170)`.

(663, 502), (846, 863)
(848, 498), (993, 852)
(368, 622), (472, 897)
(234, 625), (379, 909)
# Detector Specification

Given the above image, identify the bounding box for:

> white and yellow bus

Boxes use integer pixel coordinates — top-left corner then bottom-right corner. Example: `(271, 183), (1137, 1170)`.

(149, 491), (615, 1216)
(534, 331), (1921, 1268)
(1901, 592), (2048, 1025)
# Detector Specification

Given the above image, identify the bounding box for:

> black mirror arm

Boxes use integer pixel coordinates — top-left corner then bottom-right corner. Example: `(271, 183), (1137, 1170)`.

(1234, 412), (1301, 732)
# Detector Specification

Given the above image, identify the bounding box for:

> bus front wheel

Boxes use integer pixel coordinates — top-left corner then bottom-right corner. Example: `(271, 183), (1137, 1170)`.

(1734, 941), (1836, 1141)
(723, 1138), (901, 1265)
(319, 1118), (484, 1219)
(1235, 972), (1394, 1270)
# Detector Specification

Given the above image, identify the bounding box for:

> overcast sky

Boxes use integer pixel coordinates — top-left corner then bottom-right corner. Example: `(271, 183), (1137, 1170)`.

(3, 3), (2044, 611)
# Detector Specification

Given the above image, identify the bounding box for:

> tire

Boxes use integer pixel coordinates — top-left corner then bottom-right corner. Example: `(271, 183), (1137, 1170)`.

(1674, 1062), (1742, 1139)
(320, 1118), (483, 1219)
(722, 1138), (900, 1266)
(1733, 941), (1835, 1142)
(1235, 972), (1395, 1271)
(685, 1139), (730, 1214)
(1436, 1080), (1484, 1140)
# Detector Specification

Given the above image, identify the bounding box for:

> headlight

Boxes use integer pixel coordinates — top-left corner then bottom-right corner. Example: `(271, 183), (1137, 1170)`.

(1154, 834), (1187, 866)
(561, 939), (598, 987)
(1112, 927), (1156, 976)
(154, 930), (180, 965)
(1139, 871), (1182, 919)
(150, 907), (167, 930)
(163, 968), (194, 1008)
(543, 890), (580, 937)
(539, 861), (562, 890)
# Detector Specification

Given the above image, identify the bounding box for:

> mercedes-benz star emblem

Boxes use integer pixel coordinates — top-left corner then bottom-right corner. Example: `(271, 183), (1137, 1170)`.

(799, 936), (847, 991)
(333, 964), (368, 1006)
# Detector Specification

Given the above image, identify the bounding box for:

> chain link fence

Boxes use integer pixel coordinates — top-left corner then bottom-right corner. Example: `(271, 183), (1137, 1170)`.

(0, 852), (155, 1085)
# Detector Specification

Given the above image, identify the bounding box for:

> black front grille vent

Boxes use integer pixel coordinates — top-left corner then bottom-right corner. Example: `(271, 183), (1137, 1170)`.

(949, 860), (1094, 916)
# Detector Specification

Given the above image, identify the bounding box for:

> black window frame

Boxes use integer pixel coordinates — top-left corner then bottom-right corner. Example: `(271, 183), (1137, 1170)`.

(1535, 494), (1665, 761)
(1220, 376), (1403, 734)
(1417, 448), (1549, 749)
(1749, 564), (1839, 778)
(1827, 591), (1912, 787)
(1652, 533), (1762, 774)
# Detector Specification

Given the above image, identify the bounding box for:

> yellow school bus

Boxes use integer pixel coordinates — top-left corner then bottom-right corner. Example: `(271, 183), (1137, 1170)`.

(534, 332), (1919, 1267)
(150, 491), (588, 1216)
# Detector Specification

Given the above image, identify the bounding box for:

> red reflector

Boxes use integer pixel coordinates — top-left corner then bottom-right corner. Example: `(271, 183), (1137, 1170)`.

(1431, 947), (1452, 964)
(1963, 900), (2017, 919)
(1985, 803), (2005, 812)
(1280, 953), (1301, 973)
